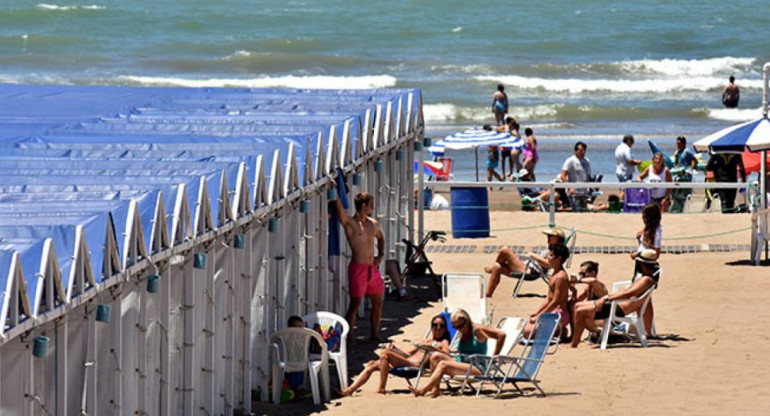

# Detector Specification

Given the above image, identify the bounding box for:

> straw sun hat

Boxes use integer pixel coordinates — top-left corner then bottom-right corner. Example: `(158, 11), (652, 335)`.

(541, 227), (566, 239)
(637, 248), (659, 263)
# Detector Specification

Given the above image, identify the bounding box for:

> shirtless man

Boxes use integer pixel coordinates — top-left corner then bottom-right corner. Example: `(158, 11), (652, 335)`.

(484, 227), (565, 297)
(334, 191), (385, 343)
(569, 249), (660, 348)
(521, 243), (571, 338)
(722, 75), (740, 108)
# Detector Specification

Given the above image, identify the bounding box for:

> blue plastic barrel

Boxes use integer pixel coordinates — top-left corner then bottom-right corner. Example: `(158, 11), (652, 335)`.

(450, 187), (490, 238)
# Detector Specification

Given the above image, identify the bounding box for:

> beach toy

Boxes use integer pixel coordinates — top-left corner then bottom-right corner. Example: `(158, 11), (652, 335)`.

(636, 160), (652, 173)
(647, 140), (674, 168)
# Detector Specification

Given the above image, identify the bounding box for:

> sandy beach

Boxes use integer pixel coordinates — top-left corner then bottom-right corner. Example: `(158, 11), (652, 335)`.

(256, 206), (769, 416)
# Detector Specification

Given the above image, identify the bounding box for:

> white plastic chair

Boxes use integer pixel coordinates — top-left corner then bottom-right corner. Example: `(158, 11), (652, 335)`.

(599, 278), (657, 350)
(269, 328), (330, 405)
(442, 273), (491, 324)
(302, 311), (350, 390)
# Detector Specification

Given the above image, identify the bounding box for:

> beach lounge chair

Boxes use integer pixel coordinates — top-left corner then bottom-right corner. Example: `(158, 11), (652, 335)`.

(269, 328), (331, 405)
(623, 187), (650, 213)
(598, 266), (660, 350)
(453, 316), (526, 395)
(480, 312), (560, 397)
(302, 311), (350, 390)
(510, 228), (576, 298)
(389, 311), (460, 388)
(436, 157), (453, 181)
(442, 273), (492, 324)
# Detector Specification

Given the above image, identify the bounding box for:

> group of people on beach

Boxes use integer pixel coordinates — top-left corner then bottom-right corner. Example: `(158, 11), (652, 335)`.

(486, 84), (539, 183)
(317, 173), (664, 398)
(483, 202), (662, 349)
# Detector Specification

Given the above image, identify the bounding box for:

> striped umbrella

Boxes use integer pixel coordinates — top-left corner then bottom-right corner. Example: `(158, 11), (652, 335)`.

(429, 129), (523, 180)
(694, 116), (770, 209)
(693, 117), (770, 153)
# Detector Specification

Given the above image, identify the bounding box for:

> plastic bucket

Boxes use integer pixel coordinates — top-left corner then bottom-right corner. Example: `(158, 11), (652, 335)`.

(450, 187), (490, 238)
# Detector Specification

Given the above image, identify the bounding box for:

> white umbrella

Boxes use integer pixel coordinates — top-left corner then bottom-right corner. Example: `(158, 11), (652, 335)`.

(430, 129), (523, 180)
(693, 62), (770, 209)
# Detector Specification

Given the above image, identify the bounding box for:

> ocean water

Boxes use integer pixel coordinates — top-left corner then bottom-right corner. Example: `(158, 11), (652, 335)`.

(1, 1), (769, 180)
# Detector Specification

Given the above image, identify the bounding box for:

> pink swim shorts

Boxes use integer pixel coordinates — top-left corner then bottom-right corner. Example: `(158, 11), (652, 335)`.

(553, 306), (571, 328)
(348, 262), (384, 298)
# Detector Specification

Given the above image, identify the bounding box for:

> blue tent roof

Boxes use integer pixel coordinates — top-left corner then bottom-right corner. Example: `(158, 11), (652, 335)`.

(0, 83), (422, 330)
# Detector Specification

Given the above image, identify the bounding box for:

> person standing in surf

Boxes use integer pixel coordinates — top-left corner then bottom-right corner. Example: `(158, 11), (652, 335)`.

(491, 84), (508, 126)
(722, 75), (740, 108)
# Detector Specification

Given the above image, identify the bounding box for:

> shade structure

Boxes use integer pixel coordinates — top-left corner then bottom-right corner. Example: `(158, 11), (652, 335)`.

(693, 117), (770, 154)
(693, 117), (769, 210)
(430, 129), (522, 180)
(0, 83), (422, 415)
(413, 160), (443, 176)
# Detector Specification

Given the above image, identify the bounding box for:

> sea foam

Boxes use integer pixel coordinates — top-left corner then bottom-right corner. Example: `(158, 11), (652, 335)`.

(703, 106), (764, 122)
(119, 74), (397, 89)
(475, 74), (764, 94)
(36, 4), (105, 10)
(423, 103), (562, 122)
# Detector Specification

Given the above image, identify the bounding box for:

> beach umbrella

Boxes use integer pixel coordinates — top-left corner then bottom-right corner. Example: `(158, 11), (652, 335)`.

(431, 129), (522, 180)
(693, 63), (770, 209)
(413, 160), (443, 176)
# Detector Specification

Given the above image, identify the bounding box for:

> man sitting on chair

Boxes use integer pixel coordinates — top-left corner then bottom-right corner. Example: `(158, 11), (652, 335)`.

(521, 243), (571, 338)
(484, 227), (566, 297)
(569, 249), (660, 348)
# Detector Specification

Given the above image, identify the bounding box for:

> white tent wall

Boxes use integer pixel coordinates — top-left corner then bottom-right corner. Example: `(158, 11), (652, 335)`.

(0, 87), (423, 414)
(213, 238), (236, 415)
(0, 339), (28, 414)
(248, 223), (270, 403)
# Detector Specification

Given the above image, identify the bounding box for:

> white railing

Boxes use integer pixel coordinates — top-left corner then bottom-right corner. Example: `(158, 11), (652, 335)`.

(420, 180), (758, 228)
(751, 207), (770, 264)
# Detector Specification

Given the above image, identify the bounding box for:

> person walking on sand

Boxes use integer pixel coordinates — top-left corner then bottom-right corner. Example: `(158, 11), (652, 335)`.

(722, 75), (740, 108)
(491, 84), (508, 126)
(486, 145), (505, 184)
(333, 191), (385, 343)
(615, 134), (641, 183)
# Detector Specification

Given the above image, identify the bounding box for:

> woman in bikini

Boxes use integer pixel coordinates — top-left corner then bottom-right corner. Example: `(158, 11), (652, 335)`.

(410, 308), (506, 397)
(338, 314), (452, 396)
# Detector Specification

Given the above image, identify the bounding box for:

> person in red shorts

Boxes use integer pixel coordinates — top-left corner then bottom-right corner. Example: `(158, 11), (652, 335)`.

(334, 191), (385, 343)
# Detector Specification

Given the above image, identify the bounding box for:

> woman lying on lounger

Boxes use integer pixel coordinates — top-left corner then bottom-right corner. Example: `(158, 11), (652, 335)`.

(339, 314), (452, 396)
(410, 308), (506, 397)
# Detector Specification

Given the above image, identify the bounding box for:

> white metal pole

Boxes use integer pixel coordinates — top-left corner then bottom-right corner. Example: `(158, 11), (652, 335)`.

(761, 62), (769, 210)
(418, 138), (425, 241)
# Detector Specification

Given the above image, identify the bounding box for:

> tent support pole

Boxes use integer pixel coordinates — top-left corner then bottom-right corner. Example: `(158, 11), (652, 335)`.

(475, 147), (479, 182)
(418, 139), (425, 242)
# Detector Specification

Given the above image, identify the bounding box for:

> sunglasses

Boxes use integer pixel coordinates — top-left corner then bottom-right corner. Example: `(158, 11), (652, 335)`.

(431, 323), (446, 329)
